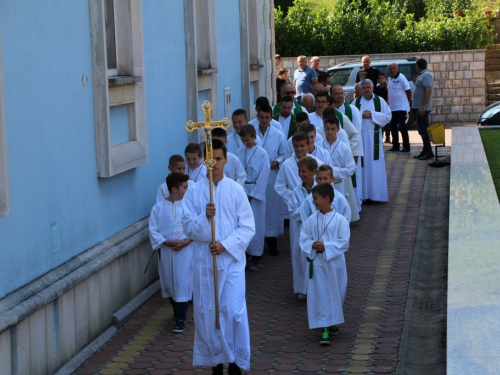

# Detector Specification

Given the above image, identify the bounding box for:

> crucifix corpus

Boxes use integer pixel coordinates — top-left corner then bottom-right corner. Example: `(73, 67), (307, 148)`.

(185, 100), (230, 329)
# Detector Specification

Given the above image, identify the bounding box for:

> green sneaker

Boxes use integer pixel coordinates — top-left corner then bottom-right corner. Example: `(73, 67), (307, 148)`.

(330, 325), (339, 335)
(319, 327), (330, 345)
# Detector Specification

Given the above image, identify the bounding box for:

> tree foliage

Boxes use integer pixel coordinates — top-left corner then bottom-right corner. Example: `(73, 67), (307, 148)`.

(274, 0), (494, 56)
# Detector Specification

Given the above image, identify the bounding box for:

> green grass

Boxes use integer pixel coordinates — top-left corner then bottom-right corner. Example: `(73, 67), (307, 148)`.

(480, 129), (500, 199)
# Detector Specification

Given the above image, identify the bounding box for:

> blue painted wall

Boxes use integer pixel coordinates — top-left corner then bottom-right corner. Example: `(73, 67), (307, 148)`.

(0, 1), (191, 299)
(216, 0), (243, 116)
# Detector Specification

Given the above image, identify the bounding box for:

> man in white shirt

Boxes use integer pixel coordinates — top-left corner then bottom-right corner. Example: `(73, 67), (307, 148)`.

(387, 63), (412, 153)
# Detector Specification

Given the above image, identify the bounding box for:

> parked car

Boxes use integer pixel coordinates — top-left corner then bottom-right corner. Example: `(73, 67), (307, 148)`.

(477, 101), (500, 126)
(326, 57), (418, 126)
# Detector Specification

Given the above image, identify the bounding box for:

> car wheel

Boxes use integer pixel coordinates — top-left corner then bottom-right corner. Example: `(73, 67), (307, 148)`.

(405, 110), (415, 127)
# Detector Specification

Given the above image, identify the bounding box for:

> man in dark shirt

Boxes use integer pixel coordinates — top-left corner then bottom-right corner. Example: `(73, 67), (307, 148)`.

(373, 72), (390, 143)
(356, 55), (380, 87)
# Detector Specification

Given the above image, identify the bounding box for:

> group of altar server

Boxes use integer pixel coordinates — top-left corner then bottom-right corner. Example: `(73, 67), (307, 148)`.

(148, 80), (392, 372)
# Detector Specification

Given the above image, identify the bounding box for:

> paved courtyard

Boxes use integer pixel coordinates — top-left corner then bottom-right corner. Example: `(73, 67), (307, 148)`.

(73, 126), (453, 375)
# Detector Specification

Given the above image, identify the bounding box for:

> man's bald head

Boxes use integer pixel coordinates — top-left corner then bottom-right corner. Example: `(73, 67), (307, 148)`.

(361, 55), (371, 70)
(301, 94), (315, 113)
(330, 84), (345, 107)
(311, 82), (324, 97)
(280, 83), (296, 99)
(388, 63), (399, 78)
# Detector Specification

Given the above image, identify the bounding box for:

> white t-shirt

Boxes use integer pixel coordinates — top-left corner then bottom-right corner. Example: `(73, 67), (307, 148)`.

(388, 72), (411, 112)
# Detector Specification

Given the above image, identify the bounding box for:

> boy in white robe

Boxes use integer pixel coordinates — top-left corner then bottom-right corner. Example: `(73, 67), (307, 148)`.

(301, 123), (331, 165)
(275, 132), (322, 296)
(256, 104), (287, 256)
(237, 125), (270, 271)
(227, 109), (262, 155)
(300, 183), (350, 345)
(285, 112), (324, 159)
(182, 140), (255, 374)
(156, 155), (194, 202)
(323, 116), (359, 222)
(248, 96), (284, 134)
(301, 164), (351, 223)
(353, 79), (392, 202)
(185, 143), (207, 183)
(149, 173), (193, 333)
(212, 128), (247, 186)
(287, 156), (318, 298)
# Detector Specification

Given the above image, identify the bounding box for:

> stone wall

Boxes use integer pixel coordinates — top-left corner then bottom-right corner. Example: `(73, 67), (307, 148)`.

(281, 50), (486, 123)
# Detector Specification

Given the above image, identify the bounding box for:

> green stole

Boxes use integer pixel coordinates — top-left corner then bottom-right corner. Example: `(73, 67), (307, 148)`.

(354, 95), (382, 162)
(343, 102), (353, 122)
(273, 113), (296, 139)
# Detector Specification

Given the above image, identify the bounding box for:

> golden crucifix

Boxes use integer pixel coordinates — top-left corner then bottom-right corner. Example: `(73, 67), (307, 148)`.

(185, 100), (230, 329)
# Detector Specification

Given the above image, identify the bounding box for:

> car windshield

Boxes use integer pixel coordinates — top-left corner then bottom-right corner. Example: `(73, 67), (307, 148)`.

(329, 68), (353, 86)
(481, 102), (500, 118)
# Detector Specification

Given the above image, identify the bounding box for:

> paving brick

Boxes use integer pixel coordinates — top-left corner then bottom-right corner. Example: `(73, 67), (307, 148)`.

(71, 144), (430, 374)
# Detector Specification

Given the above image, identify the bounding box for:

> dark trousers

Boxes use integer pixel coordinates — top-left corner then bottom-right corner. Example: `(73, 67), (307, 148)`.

(413, 109), (432, 152)
(390, 110), (410, 151)
(169, 297), (188, 321)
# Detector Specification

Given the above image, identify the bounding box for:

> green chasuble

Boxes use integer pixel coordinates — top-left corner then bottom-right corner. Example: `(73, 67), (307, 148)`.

(343, 102), (353, 122)
(354, 95), (382, 161)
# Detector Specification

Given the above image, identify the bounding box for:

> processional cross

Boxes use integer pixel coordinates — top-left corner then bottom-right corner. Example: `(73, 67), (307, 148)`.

(185, 100), (230, 329)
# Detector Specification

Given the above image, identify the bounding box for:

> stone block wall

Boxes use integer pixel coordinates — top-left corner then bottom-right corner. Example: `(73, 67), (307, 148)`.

(281, 50), (486, 123)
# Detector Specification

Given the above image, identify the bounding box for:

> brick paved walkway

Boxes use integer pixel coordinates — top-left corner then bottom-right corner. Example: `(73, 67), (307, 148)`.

(74, 151), (427, 375)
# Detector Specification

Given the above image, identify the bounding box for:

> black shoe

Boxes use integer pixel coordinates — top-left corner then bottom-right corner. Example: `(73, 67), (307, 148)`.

(228, 363), (242, 375)
(419, 152), (434, 160)
(398, 149), (410, 154)
(266, 237), (278, 256)
(385, 147), (399, 152)
(212, 364), (223, 375)
(413, 151), (425, 159)
(172, 319), (185, 333)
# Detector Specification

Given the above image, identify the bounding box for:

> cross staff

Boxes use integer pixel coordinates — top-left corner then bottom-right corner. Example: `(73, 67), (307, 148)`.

(185, 100), (230, 329)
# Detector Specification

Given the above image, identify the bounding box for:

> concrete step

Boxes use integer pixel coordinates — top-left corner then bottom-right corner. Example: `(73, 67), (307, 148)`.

(488, 87), (500, 94)
(486, 53), (500, 59)
(487, 94), (500, 101)
(486, 71), (500, 81)
(487, 44), (500, 49)
(488, 100), (497, 106)
(485, 59), (500, 66)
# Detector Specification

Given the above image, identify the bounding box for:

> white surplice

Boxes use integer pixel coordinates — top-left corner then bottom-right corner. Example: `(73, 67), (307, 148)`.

(278, 114), (292, 137)
(320, 138), (359, 221)
(257, 125), (287, 237)
(357, 95), (392, 202)
(187, 164), (207, 183)
(224, 152), (247, 186)
(300, 189), (351, 223)
(287, 183), (315, 295)
(156, 180), (194, 203)
(339, 102), (364, 211)
(285, 133), (325, 159)
(237, 145), (270, 256)
(226, 132), (262, 155)
(275, 154), (323, 294)
(149, 199), (193, 301)
(182, 177), (255, 369)
(307, 112), (326, 140)
(300, 210), (350, 329)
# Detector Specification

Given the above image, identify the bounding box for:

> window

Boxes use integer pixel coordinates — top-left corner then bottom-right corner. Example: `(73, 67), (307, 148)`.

(89, 0), (147, 178)
(329, 68), (353, 86)
(0, 27), (9, 217)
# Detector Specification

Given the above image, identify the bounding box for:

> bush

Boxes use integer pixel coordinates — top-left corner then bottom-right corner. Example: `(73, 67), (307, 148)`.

(275, 0), (494, 56)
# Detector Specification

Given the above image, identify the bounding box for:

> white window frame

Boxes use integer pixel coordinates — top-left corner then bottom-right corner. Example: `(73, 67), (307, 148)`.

(0, 25), (10, 217)
(89, 0), (147, 178)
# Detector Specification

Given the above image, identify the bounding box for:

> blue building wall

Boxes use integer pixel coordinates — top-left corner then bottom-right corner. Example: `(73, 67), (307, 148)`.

(216, 0), (243, 115)
(0, 1), (191, 299)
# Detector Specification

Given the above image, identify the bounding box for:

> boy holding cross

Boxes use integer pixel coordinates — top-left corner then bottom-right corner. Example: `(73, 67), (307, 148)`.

(182, 139), (255, 374)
